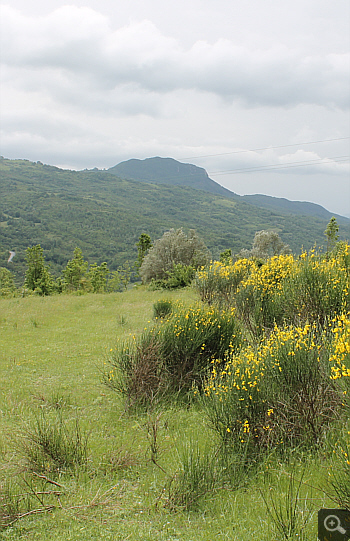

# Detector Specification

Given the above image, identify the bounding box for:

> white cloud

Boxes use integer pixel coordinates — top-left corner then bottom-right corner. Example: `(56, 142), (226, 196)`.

(1, 5), (349, 110)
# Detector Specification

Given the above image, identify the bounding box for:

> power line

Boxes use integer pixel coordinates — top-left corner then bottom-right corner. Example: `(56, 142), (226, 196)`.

(209, 155), (349, 176)
(180, 137), (350, 160)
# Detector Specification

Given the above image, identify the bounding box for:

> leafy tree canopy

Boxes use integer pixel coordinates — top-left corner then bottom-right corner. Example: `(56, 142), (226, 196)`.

(140, 228), (210, 283)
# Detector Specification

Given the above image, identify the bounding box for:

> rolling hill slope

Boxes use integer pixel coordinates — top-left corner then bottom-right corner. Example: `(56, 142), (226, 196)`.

(1, 157), (349, 283)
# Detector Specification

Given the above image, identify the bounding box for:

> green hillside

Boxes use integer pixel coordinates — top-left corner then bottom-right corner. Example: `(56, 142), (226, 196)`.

(1, 157), (349, 284)
(241, 193), (349, 223)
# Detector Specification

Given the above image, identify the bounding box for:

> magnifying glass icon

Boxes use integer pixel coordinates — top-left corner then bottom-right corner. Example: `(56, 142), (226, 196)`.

(324, 514), (347, 534)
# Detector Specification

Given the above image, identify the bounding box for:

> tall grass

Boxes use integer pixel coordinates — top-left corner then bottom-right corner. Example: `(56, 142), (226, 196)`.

(19, 411), (89, 474)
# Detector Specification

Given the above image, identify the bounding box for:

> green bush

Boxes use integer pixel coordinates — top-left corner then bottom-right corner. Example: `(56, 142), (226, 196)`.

(165, 441), (218, 511)
(153, 299), (173, 319)
(105, 304), (244, 406)
(104, 331), (169, 408)
(149, 264), (195, 290)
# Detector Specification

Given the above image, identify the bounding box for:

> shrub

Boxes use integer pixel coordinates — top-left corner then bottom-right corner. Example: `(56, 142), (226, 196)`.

(158, 306), (243, 392)
(104, 331), (169, 408)
(193, 258), (254, 306)
(153, 299), (173, 319)
(234, 254), (294, 338)
(105, 304), (244, 406)
(279, 250), (349, 327)
(149, 264), (195, 290)
(165, 442), (218, 511)
(195, 248), (349, 336)
(203, 320), (347, 455)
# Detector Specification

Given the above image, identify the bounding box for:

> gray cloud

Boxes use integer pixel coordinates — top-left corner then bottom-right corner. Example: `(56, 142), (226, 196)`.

(0, 2), (349, 217)
(1, 5), (349, 110)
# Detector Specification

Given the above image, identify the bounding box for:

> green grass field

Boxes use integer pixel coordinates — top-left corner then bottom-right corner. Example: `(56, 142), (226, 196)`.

(0, 288), (338, 540)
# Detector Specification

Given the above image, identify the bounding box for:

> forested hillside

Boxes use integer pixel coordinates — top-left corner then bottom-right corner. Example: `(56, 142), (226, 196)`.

(1, 157), (349, 283)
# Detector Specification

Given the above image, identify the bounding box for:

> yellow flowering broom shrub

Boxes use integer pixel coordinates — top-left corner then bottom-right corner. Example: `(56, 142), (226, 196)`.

(195, 246), (350, 339)
(280, 249), (349, 326)
(203, 317), (349, 453)
(193, 258), (255, 306)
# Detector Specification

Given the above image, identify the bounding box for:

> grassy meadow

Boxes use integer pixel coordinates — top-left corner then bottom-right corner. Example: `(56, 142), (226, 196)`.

(0, 275), (348, 539)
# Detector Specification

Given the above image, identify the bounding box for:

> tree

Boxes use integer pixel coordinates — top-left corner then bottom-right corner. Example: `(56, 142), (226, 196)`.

(88, 262), (109, 293)
(237, 230), (291, 260)
(0, 267), (17, 297)
(220, 249), (232, 265)
(106, 270), (121, 292)
(63, 247), (88, 291)
(135, 233), (152, 272)
(325, 217), (339, 253)
(24, 244), (54, 295)
(118, 260), (132, 290)
(140, 228), (210, 283)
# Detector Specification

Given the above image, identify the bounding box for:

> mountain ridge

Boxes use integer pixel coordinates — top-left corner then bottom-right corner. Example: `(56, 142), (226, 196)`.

(109, 156), (349, 223)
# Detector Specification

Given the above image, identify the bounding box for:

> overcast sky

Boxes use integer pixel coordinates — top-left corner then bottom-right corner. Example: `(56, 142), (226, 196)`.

(1, 0), (349, 216)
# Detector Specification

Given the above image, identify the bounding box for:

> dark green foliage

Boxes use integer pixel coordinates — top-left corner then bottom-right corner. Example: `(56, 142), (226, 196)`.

(165, 264), (195, 288)
(24, 244), (54, 295)
(150, 264), (195, 290)
(135, 233), (152, 271)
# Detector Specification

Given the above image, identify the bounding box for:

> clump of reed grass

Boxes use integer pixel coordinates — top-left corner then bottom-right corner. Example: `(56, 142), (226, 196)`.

(19, 411), (89, 475)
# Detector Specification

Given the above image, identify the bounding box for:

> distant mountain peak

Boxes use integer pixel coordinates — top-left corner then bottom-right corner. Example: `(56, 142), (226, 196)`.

(108, 156), (237, 198)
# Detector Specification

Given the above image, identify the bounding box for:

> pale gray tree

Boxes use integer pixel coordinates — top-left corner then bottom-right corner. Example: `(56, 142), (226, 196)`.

(237, 230), (291, 260)
(140, 228), (210, 283)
